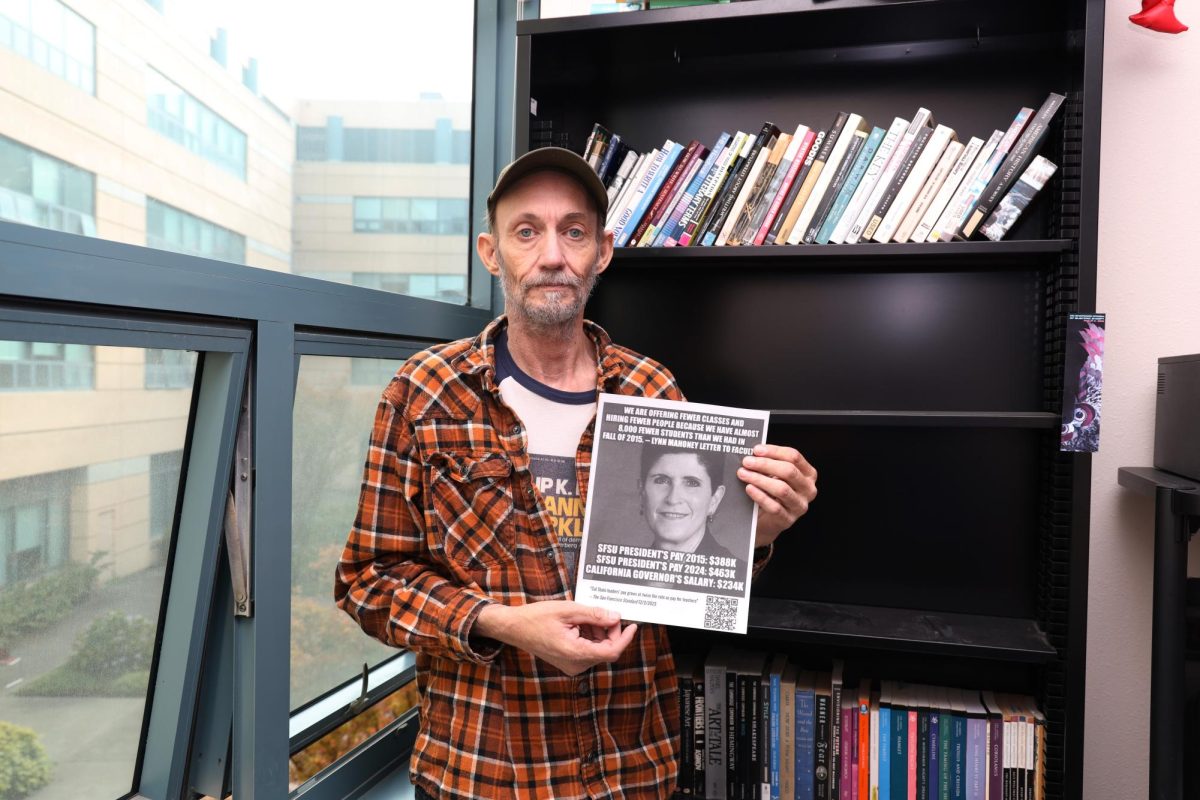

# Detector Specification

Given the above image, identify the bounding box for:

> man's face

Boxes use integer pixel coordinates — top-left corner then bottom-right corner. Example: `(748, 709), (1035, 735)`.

(479, 170), (613, 327)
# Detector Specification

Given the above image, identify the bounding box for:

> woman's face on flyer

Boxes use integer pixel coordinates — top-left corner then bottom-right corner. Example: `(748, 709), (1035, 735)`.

(641, 452), (725, 551)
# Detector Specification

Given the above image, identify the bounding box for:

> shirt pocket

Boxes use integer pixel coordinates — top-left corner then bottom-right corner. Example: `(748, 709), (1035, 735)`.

(426, 450), (516, 570)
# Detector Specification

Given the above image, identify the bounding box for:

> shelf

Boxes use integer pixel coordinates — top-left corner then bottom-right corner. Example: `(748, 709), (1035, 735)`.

(608, 239), (1072, 268)
(770, 410), (1060, 428)
(747, 597), (1057, 662)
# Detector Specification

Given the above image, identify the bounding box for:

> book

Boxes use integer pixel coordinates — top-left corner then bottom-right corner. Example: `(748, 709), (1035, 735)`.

(888, 682), (909, 800)
(606, 148), (642, 202)
(829, 660), (845, 800)
(752, 125), (813, 245)
(694, 661), (708, 797)
(656, 132), (731, 246)
(607, 149), (654, 231)
(727, 131), (793, 246)
(829, 116), (908, 244)
(861, 123), (934, 242)
(680, 657), (697, 795)
(678, 131), (747, 246)
(716, 134), (780, 246)
(575, 394), (769, 631)
(700, 121), (780, 246)
(785, 112), (866, 245)
(910, 135), (985, 243)
(763, 129), (825, 245)
(706, 649), (734, 800)
(804, 126), (870, 244)
(916, 686), (931, 800)
(815, 126), (884, 245)
(935, 106), (1033, 242)
(638, 152), (705, 246)
(583, 122), (610, 169)
(781, 662), (798, 800)
(815, 672), (833, 800)
(768, 654), (788, 800)
(870, 685), (881, 800)
(949, 688), (967, 800)
(776, 111), (850, 243)
(979, 155), (1058, 242)
(796, 670), (817, 800)
(857, 682), (870, 800)
(846, 108), (934, 243)
(597, 133), (626, 185)
(747, 125), (809, 245)
(893, 138), (963, 243)
(926, 130), (1003, 242)
(959, 92), (1065, 239)
(630, 139), (704, 246)
(873, 122), (956, 243)
(980, 691), (1003, 800)
(963, 690), (987, 800)
(616, 141), (681, 246)
(839, 695), (855, 800)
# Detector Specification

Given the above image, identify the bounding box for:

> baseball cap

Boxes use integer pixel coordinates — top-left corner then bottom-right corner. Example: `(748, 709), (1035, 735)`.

(487, 147), (609, 221)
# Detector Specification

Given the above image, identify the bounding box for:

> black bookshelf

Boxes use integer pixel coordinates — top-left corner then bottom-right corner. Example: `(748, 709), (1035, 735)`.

(517, 1), (1103, 797)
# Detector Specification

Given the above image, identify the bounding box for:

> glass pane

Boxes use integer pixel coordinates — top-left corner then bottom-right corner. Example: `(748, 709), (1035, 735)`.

(0, 1), (474, 299)
(0, 341), (196, 798)
(291, 354), (406, 710)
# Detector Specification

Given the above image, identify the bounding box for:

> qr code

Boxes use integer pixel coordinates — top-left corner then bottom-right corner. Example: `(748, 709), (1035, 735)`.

(704, 595), (739, 631)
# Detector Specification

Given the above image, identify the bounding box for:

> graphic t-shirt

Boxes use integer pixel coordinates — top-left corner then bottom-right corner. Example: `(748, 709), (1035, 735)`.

(495, 331), (596, 590)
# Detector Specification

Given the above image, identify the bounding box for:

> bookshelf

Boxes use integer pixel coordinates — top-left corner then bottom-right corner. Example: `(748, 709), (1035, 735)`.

(515, 1), (1102, 798)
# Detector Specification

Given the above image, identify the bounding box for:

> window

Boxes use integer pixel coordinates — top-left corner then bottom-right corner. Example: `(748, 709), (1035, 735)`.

(297, 126), (470, 165)
(144, 347), (197, 389)
(0, 133), (96, 235)
(146, 197), (246, 264)
(351, 272), (467, 305)
(352, 196), (469, 235)
(0, 340), (94, 390)
(146, 68), (247, 179)
(0, 0), (95, 94)
(148, 450), (183, 541)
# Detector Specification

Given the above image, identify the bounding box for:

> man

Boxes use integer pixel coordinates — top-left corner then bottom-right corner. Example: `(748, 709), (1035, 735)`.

(335, 147), (818, 800)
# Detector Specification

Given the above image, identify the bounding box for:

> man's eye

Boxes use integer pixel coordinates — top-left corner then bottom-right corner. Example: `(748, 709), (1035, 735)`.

(565, 228), (586, 240)
(516, 228), (535, 239)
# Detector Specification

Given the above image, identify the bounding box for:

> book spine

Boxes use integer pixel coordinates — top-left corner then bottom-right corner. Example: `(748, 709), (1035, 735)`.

(764, 130), (824, 245)
(938, 712), (951, 800)
(607, 148), (641, 202)
(917, 710), (930, 800)
(658, 132), (731, 245)
(876, 123), (956, 243)
(816, 126), (884, 244)
(697, 132), (757, 246)
(616, 142), (679, 246)
(890, 704), (908, 800)
(927, 131), (1002, 241)
(830, 671), (844, 800)
(701, 122), (779, 246)
(681, 674), (695, 795)
(961, 92), (1064, 239)
(941, 107), (1033, 241)
(839, 704), (854, 800)
(862, 124), (934, 242)
(596, 133), (624, 184)
(705, 661), (728, 800)
(771, 673), (781, 800)
(830, 116), (908, 244)
(952, 714), (966, 800)
(908, 711), (918, 800)
(679, 131), (744, 246)
(965, 717), (984, 800)
(895, 138), (963, 243)
(879, 704), (892, 800)
(729, 133), (790, 246)
(979, 156), (1058, 242)
(797, 688), (816, 800)
(729, 672), (739, 800)
(696, 677), (708, 798)
(747, 127), (807, 245)
(858, 695), (870, 800)
(717, 141), (776, 246)
(815, 693), (832, 800)
(630, 139), (702, 245)
(989, 715), (1002, 800)
(582, 122), (606, 167)
(781, 677), (796, 800)
(806, 127), (869, 244)
(927, 711), (939, 800)
(846, 109), (932, 243)
(586, 126), (612, 169)
(911, 136), (984, 242)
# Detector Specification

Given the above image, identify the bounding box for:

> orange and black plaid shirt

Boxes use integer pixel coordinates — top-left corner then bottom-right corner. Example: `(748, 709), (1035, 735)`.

(335, 316), (685, 800)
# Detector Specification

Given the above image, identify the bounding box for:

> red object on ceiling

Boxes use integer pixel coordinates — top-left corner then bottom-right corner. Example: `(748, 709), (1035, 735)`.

(1130, 0), (1189, 33)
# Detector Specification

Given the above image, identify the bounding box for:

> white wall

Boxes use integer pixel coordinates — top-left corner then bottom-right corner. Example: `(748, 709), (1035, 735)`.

(1085, 5), (1200, 798)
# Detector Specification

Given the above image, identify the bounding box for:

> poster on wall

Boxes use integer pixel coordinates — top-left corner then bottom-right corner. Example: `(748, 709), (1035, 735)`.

(1060, 313), (1106, 453)
(575, 393), (769, 633)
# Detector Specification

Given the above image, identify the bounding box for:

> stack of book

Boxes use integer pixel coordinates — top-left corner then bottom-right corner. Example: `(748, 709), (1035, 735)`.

(578, 91), (1064, 247)
(676, 650), (1046, 800)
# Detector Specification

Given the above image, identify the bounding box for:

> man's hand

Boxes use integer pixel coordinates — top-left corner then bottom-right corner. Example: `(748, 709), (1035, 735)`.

(737, 443), (818, 547)
(474, 601), (637, 676)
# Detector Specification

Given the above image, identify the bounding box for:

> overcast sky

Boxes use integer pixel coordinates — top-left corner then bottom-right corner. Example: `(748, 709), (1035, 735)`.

(166, 0), (476, 105)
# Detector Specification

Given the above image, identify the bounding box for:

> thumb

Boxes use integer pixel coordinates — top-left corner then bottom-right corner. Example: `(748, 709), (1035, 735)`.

(564, 603), (621, 626)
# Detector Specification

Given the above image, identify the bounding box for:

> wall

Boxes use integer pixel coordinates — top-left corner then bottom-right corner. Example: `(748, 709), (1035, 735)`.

(1085, 4), (1200, 798)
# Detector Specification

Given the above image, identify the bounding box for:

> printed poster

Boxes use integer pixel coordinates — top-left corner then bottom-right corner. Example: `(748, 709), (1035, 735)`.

(1060, 313), (1105, 453)
(575, 393), (769, 633)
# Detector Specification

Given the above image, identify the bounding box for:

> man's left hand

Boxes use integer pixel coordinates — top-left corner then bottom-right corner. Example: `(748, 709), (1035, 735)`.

(737, 444), (818, 547)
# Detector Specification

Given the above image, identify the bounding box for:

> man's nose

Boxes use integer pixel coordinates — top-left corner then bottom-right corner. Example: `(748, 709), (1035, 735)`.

(538, 231), (566, 266)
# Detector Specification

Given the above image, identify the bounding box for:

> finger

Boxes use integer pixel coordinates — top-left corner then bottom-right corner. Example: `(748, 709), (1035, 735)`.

(746, 482), (787, 518)
(751, 444), (817, 479)
(737, 467), (799, 504)
(560, 603), (622, 628)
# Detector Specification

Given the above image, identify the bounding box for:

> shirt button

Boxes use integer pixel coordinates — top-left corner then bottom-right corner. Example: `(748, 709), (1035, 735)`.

(577, 679), (589, 696)
(526, 486), (535, 498)
(511, 423), (522, 435)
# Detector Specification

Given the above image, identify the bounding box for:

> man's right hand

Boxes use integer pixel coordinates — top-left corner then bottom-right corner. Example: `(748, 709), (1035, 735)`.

(474, 601), (637, 676)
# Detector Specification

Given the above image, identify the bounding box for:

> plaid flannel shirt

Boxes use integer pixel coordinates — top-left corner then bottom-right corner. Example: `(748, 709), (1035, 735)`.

(335, 316), (686, 800)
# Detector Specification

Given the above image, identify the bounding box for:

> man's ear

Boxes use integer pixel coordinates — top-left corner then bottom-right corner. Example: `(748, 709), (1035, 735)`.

(477, 232), (502, 278)
(595, 228), (614, 277)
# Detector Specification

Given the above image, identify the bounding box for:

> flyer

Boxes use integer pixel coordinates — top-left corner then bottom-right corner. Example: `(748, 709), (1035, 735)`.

(575, 393), (769, 633)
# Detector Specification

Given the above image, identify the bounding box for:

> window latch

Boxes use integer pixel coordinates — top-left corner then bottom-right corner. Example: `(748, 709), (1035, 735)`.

(348, 663), (371, 714)
(223, 387), (252, 617)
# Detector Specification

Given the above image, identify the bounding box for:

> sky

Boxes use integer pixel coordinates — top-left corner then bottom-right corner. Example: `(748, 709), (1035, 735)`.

(164, 0), (477, 106)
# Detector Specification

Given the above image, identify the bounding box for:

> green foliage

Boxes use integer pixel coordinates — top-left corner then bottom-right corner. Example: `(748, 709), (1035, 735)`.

(0, 558), (103, 652)
(66, 611), (155, 679)
(14, 667), (148, 698)
(0, 721), (52, 799)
